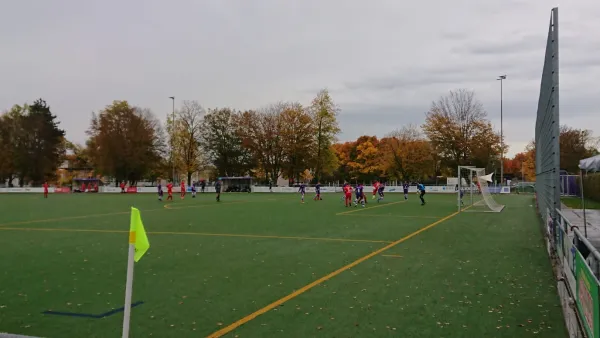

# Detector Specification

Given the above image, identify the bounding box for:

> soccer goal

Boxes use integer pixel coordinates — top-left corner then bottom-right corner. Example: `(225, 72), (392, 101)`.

(457, 166), (505, 213)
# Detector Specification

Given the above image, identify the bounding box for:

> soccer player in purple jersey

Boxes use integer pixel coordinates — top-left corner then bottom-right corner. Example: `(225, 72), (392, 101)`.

(313, 182), (322, 201)
(298, 183), (306, 203)
(403, 181), (410, 200)
(354, 183), (365, 207)
(157, 181), (164, 201)
(377, 182), (385, 202)
(191, 182), (197, 198)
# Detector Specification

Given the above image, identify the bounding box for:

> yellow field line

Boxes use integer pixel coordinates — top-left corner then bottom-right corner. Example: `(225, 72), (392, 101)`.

(0, 201), (244, 228)
(0, 227), (391, 244)
(335, 200), (406, 215)
(339, 213), (441, 219)
(382, 254), (403, 258)
(206, 207), (467, 338)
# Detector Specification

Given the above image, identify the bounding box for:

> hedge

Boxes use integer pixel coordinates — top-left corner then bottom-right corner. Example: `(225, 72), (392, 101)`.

(578, 173), (600, 202)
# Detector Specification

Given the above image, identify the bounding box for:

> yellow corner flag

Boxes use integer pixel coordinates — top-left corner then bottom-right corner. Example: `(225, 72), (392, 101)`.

(129, 207), (150, 262)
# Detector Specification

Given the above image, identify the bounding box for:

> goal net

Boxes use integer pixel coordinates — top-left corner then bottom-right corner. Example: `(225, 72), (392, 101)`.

(457, 166), (505, 213)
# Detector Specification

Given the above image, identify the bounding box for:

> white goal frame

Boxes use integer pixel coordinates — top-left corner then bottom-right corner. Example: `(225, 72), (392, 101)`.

(457, 166), (505, 213)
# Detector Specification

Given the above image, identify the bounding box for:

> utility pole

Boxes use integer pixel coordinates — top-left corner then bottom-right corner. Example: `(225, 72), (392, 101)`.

(497, 75), (507, 186)
(169, 96), (175, 182)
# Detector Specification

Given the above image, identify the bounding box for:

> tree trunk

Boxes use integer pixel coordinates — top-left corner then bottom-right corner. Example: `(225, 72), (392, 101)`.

(187, 171), (192, 184)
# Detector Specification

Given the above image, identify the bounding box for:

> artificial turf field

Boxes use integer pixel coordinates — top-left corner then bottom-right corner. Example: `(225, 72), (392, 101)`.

(0, 192), (567, 338)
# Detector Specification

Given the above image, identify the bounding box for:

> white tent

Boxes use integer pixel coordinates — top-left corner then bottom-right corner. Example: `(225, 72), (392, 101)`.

(578, 155), (600, 237)
(580, 155), (600, 172)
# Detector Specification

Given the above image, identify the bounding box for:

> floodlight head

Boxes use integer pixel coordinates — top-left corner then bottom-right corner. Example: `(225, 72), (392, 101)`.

(497, 75), (507, 80)
(169, 96), (175, 100)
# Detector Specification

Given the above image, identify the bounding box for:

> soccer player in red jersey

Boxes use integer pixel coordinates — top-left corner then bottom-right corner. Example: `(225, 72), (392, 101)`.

(372, 180), (380, 200)
(344, 183), (353, 207)
(166, 181), (174, 201)
(180, 180), (186, 199)
(43, 181), (49, 198)
(120, 182), (126, 193)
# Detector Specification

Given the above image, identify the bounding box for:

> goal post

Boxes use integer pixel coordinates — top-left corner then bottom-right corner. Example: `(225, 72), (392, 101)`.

(458, 166), (505, 213)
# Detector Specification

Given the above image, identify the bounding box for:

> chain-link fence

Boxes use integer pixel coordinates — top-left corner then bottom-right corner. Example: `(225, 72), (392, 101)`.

(535, 7), (560, 222)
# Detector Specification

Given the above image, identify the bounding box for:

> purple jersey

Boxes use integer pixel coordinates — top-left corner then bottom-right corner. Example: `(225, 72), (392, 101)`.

(191, 185), (196, 192)
(315, 184), (321, 194)
(403, 183), (409, 192)
(298, 184), (306, 194)
(158, 184), (163, 195)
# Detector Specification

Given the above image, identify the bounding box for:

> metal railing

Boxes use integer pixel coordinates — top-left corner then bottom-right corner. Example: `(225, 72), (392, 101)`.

(548, 207), (600, 337)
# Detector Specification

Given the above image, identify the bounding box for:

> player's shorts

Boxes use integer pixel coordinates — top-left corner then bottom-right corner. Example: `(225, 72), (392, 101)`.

(158, 191), (163, 196)
(168, 191), (173, 196)
(345, 193), (351, 198)
(403, 190), (408, 194)
(420, 191), (426, 196)
(215, 189), (221, 193)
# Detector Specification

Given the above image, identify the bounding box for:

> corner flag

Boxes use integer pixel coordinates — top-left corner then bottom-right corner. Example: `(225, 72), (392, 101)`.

(129, 207), (149, 262)
(122, 207), (150, 338)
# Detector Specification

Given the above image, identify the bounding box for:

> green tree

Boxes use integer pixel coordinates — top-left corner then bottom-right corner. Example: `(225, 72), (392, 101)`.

(279, 103), (314, 183)
(559, 125), (599, 173)
(3, 100), (66, 186)
(310, 89), (340, 182)
(201, 108), (253, 177)
(87, 101), (165, 185)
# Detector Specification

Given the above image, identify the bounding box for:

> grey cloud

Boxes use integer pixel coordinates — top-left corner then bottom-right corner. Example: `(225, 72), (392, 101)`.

(452, 34), (545, 56)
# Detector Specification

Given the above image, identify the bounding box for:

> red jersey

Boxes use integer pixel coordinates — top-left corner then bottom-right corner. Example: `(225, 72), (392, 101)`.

(43, 183), (48, 191)
(344, 185), (352, 195)
(120, 182), (125, 189)
(180, 182), (185, 190)
(167, 183), (173, 193)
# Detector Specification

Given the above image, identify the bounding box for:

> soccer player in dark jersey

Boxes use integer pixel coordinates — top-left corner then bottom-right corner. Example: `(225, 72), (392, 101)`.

(354, 183), (365, 207)
(313, 182), (322, 201)
(298, 183), (306, 203)
(377, 182), (385, 202)
(157, 182), (163, 201)
(417, 181), (426, 205)
(403, 181), (410, 200)
(191, 182), (197, 198)
(215, 179), (222, 202)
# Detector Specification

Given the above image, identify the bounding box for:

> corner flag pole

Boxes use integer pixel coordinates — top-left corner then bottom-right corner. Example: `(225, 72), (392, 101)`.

(122, 242), (135, 338)
(122, 207), (150, 338)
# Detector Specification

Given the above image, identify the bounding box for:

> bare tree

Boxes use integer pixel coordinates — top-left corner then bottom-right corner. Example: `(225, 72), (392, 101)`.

(422, 89), (500, 175)
(173, 100), (205, 183)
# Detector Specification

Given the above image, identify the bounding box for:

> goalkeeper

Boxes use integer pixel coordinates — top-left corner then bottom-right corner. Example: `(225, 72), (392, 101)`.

(417, 181), (426, 206)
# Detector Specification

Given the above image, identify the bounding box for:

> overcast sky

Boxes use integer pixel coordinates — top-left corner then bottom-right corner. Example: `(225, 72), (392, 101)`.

(1, 0), (598, 157)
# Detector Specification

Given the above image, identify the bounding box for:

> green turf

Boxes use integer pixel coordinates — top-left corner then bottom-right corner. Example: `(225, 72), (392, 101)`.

(562, 196), (600, 209)
(0, 192), (566, 337)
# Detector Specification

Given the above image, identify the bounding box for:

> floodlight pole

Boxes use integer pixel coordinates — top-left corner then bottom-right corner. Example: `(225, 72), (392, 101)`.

(169, 96), (175, 182)
(497, 75), (506, 188)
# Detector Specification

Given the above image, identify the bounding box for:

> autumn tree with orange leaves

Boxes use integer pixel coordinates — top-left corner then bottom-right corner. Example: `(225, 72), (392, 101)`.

(380, 125), (434, 181)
